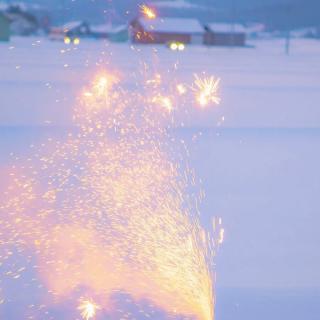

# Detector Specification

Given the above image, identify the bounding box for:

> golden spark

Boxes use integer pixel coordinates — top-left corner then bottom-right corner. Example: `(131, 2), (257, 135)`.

(152, 95), (174, 112)
(193, 74), (221, 107)
(140, 4), (156, 19)
(93, 74), (119, 96)
(0, 68), (223, 320)
(78, 300), (100, 320)
(176, 84), (187, 95)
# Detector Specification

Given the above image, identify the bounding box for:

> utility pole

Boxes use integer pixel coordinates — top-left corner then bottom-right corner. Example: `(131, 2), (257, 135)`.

(231, 0), (236, 47)
(285, 29), (291, 55)
(285, 4), (292, 55)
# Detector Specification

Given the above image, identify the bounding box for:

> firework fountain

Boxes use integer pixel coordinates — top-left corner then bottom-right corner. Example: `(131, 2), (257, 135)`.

(0, 18), (223, 320)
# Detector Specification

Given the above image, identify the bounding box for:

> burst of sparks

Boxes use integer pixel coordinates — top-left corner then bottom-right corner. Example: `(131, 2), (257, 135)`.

(176, 84), (187, 95)
(0, 68), (222, 320)
(78, 300), (100, 320)
(152, 95), (174, 112)
(160, 96), (173, 112)
(193, 74), (221, 107)
(93, 74), (119, 96)
(140, 4), (156, 19)
(146, 73), (161, 86)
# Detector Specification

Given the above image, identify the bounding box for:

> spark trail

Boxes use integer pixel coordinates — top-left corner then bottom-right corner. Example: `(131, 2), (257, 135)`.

(140, 4), (157, 19)
(0, 71), (222, 320)
(78, 299), (100, 320)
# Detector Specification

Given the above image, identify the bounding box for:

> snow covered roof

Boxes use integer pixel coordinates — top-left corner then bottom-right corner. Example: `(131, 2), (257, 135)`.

(138, 17), (204, 34)
(151, 0), (200, 9)
(90, 24), (127, 34)
(291, 27), (318, 38)
(207, 23), (246, 34)
(63, 21), (87, 31)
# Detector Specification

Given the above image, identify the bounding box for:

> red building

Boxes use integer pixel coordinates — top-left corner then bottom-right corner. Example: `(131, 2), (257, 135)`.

(204, 23), (247, 47)
(130, 17), (204, 44)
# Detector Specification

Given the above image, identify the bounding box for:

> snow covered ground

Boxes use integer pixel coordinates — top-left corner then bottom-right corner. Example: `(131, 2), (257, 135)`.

(1, 37), (320, 128)
(1, 37), (320, 319)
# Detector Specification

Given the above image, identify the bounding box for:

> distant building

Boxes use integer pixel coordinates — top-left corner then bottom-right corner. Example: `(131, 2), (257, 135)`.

(50, 21), (90, 41)
(130, 17), (204, 44)
(63, 21), (90, 37)
(244, 23), (265, 39)
(204, 23), (247, 46)
(90, 24), (128, 42)
(290, 26), (320, 39)
(0, 3), (50, 36)
(5, 5), (38, 36)
(0, 12), (10, 41)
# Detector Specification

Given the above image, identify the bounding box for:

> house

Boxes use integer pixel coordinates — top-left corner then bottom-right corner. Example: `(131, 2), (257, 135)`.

(0, 12), (10, 41)
(130, 17), (204, 44)
(63, 21), (90, 37)
(244, 23), (265, 39)
(5, 5), (38, 36)
(90, 24), (128, 42)
(204, 23), (247, 46)
(49, 21), (90, 41)
(0, 4), (50, 36)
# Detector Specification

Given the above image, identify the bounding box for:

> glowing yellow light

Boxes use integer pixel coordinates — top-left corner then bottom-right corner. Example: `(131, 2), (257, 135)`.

(97, 77), (108, 93)
(193, 74), (221, 107)
(170, 43), (178, 51)
(64, 36), (71, 44)
(140, 4), (156, 19)
(176, 84), (187, 95)
(98, 77), (108, 87)
(152, 95), (173, 112)
(92, 74), (119, 97)
(83, 91), (93, 98)
(178, 43), (185, 51)
(78, 300), (100, 320)
(73, 37), (80, 45)
(161, 97), (173, 112)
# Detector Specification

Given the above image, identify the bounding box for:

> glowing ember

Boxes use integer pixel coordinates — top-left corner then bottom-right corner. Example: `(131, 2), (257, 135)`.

(93, 74), (119, 96)
(0, 68), (222, 320)
(177, 84), (187, 95)
(152, 94), (174, 112)
(193, 74), (221, 107)
(140, 4), (156, 19)
(218, 228), (225, 244)
(78, 300), (100, 320)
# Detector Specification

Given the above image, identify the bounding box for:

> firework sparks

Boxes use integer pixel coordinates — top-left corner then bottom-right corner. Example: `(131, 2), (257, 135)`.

(176, 83), (187, 95)
(160, 96), (173, 112)
(0, 67), (222, 320)
(93, 74), (119, 96)
(146, 73), (162, 87)
(78, 300), (100, 320)
(193, 74), (221, 107)
(152, 95), (174, 112)
(140, 4), (156, 19)
(218, 228), (225, 244)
